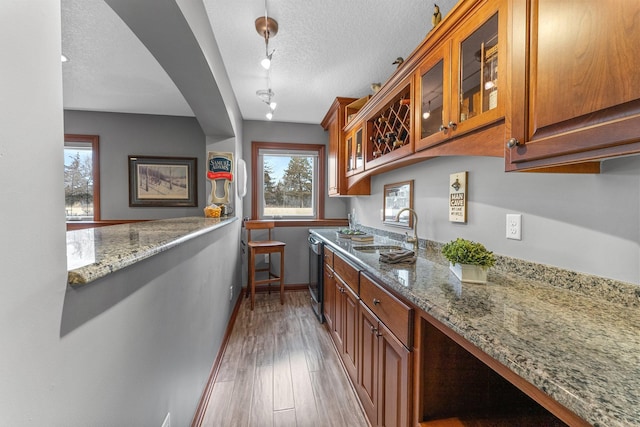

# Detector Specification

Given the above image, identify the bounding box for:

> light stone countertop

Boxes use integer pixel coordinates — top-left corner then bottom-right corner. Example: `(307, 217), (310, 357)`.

(310, 228), (640, 427)
(67, 216), (237, 286)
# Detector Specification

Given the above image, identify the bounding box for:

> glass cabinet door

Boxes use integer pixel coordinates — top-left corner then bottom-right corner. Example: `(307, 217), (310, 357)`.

(415, 43), (450, 152)
(420, 59), (445, 139)
(354, 128), (363, 170)
(346, 133), (354, 172)
(458, 13), (499, 123)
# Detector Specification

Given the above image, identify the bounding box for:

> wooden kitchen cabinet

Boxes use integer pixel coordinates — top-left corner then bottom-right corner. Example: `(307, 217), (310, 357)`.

(323, 263), (335, 333)
(345, 125), (365, 176)
(321, 97), (370, 196)
(358, 298), (411, 427)
(506, 0), (640, 171)
(331, 253), (361, 384)
(363, 79), (414, 171)
(357, 273), (412, 427)
(416, 0), (506, 153)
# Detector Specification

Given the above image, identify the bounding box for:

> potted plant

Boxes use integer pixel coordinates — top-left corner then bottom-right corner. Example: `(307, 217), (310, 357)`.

(441, 238), (496, 284)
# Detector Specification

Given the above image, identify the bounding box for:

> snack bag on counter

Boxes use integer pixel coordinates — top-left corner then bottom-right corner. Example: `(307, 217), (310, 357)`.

(204, 204), (221, 218)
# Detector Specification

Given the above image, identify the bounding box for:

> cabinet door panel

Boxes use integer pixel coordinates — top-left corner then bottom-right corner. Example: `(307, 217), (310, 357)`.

(342, 284), (359, 383)
(378, 322), (411, 427)
(508, 0), (640, 168)
(357, 302), (378, 423)
(332, 275), (345, 351)
(450, 0), (505, 136)
(415, 43), (451, 151)
(323, 265), (335, 332)
(533, 0), (639, 129)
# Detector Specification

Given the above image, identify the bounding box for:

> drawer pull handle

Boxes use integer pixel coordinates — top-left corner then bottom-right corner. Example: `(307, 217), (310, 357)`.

(373, 298), (381, 305)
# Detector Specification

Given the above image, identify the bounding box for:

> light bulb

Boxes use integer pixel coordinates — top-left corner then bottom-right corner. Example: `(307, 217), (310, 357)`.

(261, 57), (271, 70)
(422, 111), (431, 120)
(269, 102), (277, 110)
(266, 112), (273, 120)
(61, 54), (68, 63)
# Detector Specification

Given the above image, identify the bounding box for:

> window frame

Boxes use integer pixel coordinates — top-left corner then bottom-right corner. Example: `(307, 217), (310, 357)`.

(64, 134), (101, 221)
(251, 141), (325, 220)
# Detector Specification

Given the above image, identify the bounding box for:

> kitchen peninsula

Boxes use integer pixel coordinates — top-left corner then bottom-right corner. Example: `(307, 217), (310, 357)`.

(67, 217), (237, 286)
(311, 228), (640, 427)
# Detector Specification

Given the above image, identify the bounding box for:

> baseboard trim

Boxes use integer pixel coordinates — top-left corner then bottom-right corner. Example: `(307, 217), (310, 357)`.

(190, 291), (244, 427)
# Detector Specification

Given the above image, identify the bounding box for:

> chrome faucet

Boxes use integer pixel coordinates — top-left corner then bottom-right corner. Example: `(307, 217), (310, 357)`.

(396, 208), (419, 252)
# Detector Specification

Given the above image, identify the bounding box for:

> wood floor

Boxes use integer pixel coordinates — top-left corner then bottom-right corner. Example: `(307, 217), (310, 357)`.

(199, 291), (369, 427)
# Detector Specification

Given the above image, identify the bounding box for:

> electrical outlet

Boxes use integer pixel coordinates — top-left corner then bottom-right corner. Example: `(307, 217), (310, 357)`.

(506, 214), (522, 240)
(161, 412), (171, 427)
(229, 285), (233, 302)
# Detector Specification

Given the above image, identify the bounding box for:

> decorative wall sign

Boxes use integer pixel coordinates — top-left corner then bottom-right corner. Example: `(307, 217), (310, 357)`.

(128, 156), (197, 207)
(449, 171), (467, 223)
(207, 152), (234, 205)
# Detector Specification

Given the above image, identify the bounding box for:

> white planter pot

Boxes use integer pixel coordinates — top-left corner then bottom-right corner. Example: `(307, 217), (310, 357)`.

(449, 262), (488, 284)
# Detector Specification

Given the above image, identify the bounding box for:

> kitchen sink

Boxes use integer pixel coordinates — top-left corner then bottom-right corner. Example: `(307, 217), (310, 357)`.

(352, 245), (404, 253)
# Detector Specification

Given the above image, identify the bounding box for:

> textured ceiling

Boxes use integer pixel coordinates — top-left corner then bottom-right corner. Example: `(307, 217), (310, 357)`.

(62, 0), (459, 126)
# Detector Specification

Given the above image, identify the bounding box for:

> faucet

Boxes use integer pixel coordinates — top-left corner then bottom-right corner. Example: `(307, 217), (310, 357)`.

(396, 208), (419, 252)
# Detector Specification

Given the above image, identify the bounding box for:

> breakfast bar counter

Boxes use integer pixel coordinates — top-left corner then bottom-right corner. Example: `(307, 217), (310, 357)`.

(67, 216), (237, 286)
(310, 228), (640, 427)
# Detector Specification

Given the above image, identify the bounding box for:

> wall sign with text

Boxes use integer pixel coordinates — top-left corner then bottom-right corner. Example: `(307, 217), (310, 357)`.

(449, 171), (467, 223)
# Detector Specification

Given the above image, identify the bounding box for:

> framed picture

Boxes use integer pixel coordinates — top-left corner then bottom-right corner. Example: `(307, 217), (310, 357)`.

(128, 156), (197, 207)
(383, 180), (413, 228)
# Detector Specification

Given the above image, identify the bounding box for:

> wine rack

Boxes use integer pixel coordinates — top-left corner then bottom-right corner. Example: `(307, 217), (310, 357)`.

(367, 85), (412, 162)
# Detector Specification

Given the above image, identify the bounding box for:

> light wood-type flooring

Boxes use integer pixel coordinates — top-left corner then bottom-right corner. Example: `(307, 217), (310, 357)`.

(199, 291), (369, 427)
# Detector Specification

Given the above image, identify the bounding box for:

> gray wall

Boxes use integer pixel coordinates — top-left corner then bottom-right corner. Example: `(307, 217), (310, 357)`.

(242, 120), (349, 286)
(0, 1), (244, 425)
(349, 155), (640, 285)
(64, 110), (207, 220)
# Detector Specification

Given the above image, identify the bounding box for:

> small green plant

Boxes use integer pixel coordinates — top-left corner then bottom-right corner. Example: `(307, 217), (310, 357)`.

(441, 238), (496, 269)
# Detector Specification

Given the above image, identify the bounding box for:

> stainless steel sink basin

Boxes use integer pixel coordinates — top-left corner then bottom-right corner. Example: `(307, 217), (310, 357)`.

(352, 245), (404, 253)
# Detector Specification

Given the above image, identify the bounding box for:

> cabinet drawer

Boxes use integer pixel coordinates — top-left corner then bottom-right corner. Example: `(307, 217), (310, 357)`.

(323, 246), (334, 267)
(334, 254), (359, 294)
(360, 273), (413, 348)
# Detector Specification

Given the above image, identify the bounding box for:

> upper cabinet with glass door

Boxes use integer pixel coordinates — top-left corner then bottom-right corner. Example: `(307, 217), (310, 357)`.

(416, 0), (506, 151)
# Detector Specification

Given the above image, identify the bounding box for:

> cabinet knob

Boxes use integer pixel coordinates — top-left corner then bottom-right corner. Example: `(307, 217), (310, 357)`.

(448, 121), (458, 130)
(439, 124), (448, 132)
(373, 298), (381, 305)
(507, 138), (520, 148)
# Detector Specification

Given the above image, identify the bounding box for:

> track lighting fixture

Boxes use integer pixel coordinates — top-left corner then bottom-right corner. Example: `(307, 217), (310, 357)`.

(254, 0), (279, 120)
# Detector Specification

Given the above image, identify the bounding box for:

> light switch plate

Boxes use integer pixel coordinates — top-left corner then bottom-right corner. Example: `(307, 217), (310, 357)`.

(506, 214), (522, 240)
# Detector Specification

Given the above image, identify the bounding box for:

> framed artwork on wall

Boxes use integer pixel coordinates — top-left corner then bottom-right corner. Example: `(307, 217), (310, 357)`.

(128, 156), (197, 207)
(383, 180), (413, 228)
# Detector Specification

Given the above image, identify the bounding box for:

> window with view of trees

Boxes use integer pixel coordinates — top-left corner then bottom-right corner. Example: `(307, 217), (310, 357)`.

(252, 142), (325, 220)
(64, 134), (100, 221)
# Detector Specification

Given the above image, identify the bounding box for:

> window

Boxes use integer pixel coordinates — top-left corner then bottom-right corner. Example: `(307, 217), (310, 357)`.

(64, 134), (100, 221)
(251, 142), (325, 220)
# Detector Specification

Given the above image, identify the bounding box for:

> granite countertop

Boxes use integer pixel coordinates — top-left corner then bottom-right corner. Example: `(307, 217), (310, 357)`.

(67, 216), (237, 286)
(310, 228), (640, 427)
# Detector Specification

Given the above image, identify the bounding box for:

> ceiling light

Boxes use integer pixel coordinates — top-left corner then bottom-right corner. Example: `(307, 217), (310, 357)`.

(255, 1), (279, 121)
(61, 54), (69, 63)
(255, 15), (278, 70)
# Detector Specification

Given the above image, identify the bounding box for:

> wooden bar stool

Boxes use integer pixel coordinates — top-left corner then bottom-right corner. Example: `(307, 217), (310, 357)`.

(245, 220), (285, 310)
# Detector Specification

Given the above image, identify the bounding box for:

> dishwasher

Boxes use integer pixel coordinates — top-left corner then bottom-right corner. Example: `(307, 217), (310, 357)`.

(307, 234), (324, 322)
